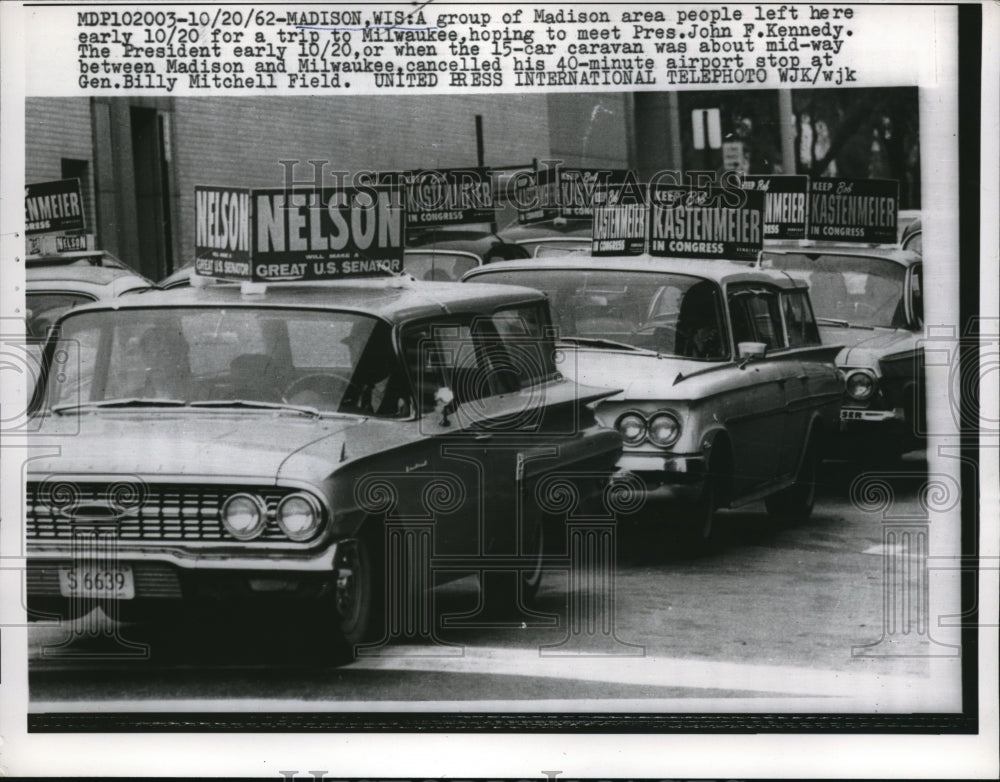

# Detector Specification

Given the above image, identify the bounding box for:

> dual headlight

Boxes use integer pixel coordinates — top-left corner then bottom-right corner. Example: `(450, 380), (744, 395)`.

(843, 369), (878, 402)
(615, 411), (682, 448)
(220, 492), (323, 541)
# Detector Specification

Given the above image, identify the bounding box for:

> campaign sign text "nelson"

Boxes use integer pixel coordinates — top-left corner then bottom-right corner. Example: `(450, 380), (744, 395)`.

(195, 186), (252, 279)
(25, 179), (86, 235)
(253, 187), (405, 280)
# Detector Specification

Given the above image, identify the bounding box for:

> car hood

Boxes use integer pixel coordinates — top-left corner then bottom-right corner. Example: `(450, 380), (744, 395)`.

(819, 326), (920, 368)
(564, 347), (722, 401)
(28, 412), (372, 484)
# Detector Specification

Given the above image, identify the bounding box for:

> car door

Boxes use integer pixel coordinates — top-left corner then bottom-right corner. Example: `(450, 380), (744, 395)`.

(776, 288), (824, 477)
(399, 313), (523, 569)
(401, 305), (564, 567)
(724, 283), (790, 495)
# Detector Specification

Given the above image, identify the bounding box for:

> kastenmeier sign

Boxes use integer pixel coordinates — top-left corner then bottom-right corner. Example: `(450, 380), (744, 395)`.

(25, 179), (86, 235)
(806, 177), (899, 244)
(741, 175), (809, 240)
(649, 184), (764, 261)
(395, 168), (495, 227)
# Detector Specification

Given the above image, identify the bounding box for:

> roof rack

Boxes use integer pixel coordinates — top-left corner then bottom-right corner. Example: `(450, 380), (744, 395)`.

(219, 271), (420, 297)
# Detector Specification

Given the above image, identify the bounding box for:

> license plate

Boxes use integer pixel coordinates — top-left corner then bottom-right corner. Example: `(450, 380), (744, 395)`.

(841, 409), (890, 421)
(58, 564), (135, 599)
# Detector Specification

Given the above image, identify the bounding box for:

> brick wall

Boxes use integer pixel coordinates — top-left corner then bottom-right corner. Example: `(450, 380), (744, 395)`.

(546, 93), (632, 168)
(170, 95), (558, 265)
(26, 95), (633, 275)
(25, 98), (97, 237)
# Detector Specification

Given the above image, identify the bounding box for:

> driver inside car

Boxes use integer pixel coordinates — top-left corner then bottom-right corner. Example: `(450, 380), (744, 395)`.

(285, 320), (408, 416)
(137, 325), (192, 400)
(339, 320), (394, 413)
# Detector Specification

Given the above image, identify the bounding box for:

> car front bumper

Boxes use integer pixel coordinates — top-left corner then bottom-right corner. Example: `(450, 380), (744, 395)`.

(25, 541), (344, 617)
(840, 407), (905, 424)
(612, 452), (707, 505)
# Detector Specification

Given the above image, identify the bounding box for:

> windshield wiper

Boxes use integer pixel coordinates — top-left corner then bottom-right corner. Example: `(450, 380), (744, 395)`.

(51, 397), (189, 415)
(816, 317), (876, 330)
(559, 336), (661, 356)
(188, 399), (323, 418)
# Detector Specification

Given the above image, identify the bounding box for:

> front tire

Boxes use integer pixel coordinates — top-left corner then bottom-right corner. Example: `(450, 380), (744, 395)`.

(680, 477), (716, 548)
(332, 535), (384, 651)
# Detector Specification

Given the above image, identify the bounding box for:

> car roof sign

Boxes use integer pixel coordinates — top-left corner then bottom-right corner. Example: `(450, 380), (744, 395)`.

(515, 166), (629, 225)
(195, 186), (253, 280)
(592, 181), (648, 256)
(195, 184), (407, 283)
(742, 175), (809, 240)
(806, 177), (899, 244)
(390, 168), (496, 228)
(25, 178), (86, 236)
(649, 183), (764, 262)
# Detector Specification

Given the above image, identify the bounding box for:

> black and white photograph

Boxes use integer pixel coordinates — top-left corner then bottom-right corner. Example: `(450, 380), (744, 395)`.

(0, 1), (997, 779)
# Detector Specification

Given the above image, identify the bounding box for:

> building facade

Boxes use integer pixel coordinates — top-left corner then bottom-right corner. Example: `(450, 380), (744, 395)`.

(25, 95), (632, 280)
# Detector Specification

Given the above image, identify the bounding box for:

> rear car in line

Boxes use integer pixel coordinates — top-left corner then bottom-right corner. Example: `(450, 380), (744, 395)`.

(761, 245), (924, 461)
(464, 254), (843, 545)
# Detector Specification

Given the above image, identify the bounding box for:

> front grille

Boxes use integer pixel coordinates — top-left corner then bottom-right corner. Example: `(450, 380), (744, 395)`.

(26, 482), (305, 544)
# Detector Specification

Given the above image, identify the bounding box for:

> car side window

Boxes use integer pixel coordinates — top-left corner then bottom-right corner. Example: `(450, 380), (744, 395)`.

(727, 285), (787, 351)
(401, 305), (556, 414)
(781, 290), (821, 347)
(401, 320), (465, 414)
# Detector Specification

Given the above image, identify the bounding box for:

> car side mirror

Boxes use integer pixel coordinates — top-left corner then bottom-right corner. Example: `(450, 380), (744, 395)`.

(434, 386), (456, 426)
(737, 341), (767, 367)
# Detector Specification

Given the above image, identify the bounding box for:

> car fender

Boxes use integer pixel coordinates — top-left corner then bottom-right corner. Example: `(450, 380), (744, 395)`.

(795, 411), (829, 471)
(700, 425), (734, 504)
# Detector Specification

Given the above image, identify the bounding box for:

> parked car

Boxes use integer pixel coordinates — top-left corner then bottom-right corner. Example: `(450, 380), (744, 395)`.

(26, 251), (152, 339)
(760, 245), (924, 461)
(464, 254), (842, 544)
(406, 223), (530, 263)
(22, 252), (151, 402)
(499, 217), (592, 258)
(26, 277), (621, 654)
(900, 217), (922, 254)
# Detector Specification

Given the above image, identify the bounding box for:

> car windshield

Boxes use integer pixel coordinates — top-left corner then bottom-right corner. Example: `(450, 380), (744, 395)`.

(530, 240), (591, 258)
(473, 269), (729, 360)
(44, 307), (409, 418)
(761, 253), (907, 328)
(403, 252), (479, 282)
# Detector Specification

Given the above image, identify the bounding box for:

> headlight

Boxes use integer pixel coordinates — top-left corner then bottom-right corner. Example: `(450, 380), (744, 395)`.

(220, 493), (268, 540)
(845, 370), (876, 401)
(647, 412), (681, 447)
(277, 493), (322, 541)
(616, 412), (646, 446)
